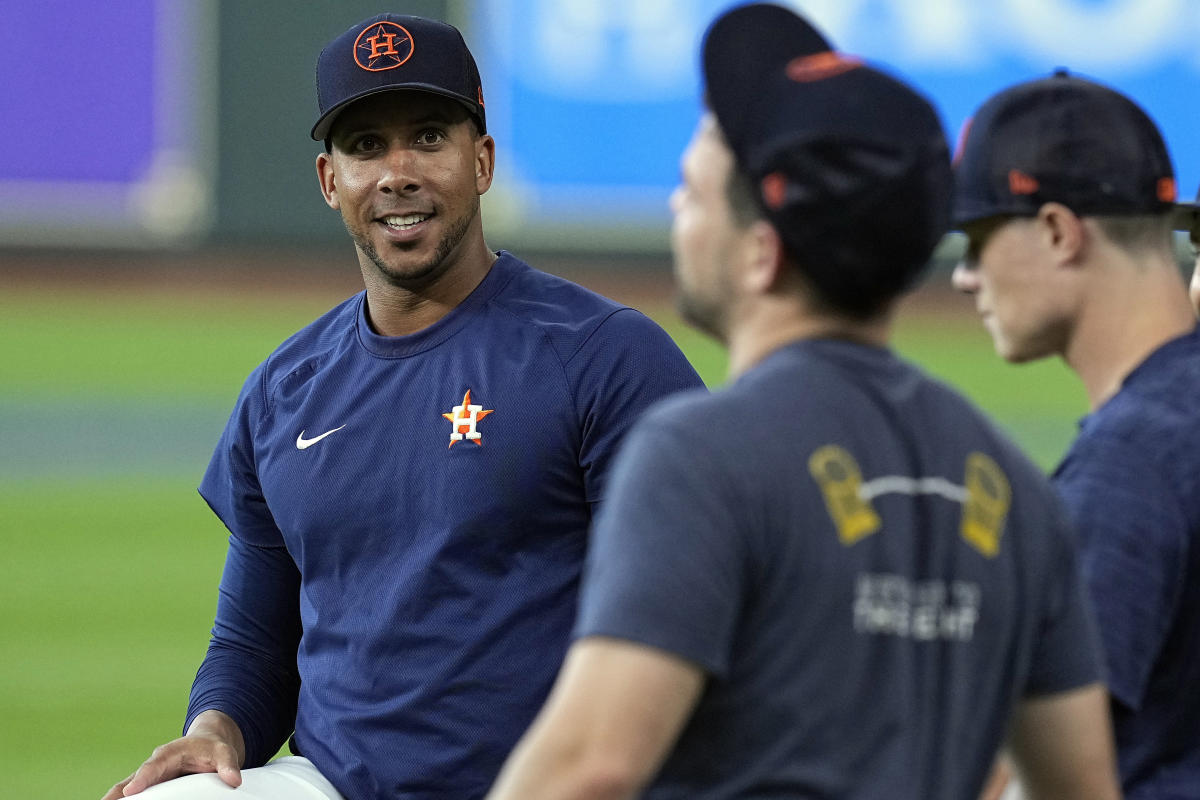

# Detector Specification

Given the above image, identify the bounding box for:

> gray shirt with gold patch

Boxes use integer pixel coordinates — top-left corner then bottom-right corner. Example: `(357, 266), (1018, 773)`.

(576, 338), (1099, 800)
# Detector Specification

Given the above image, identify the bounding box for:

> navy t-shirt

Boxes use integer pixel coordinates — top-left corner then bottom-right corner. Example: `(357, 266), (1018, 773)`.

(1054, 326), (1200, 799)
(188, 252), (704, 799)
(577, 339), (1100, 800)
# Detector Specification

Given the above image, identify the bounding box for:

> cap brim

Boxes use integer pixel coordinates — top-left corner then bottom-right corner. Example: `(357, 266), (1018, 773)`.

(1171, 201), (1199, 232)
(311, 84), (481, 141)
(703, 3), (831, 157)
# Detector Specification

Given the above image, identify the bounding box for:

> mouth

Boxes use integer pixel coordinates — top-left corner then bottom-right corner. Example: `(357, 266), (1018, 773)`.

(380, 212), (433, 232)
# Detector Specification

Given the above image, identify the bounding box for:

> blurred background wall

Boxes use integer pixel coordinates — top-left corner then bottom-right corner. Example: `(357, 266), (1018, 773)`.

(2, 0), (1196, 257)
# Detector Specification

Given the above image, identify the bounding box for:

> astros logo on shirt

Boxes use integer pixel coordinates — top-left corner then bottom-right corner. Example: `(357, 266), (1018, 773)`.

(442, 389), (494, 448)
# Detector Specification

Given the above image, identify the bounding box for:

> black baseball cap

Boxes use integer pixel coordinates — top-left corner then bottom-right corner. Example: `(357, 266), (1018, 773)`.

(311, 14), (486, 141)
(702, 3), (951, 315)
(953, 70), (1175, 227)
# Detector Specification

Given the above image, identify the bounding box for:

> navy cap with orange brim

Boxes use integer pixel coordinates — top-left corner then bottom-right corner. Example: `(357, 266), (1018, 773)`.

(700, 3), (952, 311)
(952, 70), (1175, 229)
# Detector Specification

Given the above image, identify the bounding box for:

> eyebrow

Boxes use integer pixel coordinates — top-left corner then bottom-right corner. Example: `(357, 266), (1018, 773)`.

(337, 112), (459, 136)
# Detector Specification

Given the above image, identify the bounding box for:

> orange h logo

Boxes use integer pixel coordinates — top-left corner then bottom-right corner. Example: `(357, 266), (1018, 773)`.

(367, 32), (399, 60)
(353, 21), (415, 72)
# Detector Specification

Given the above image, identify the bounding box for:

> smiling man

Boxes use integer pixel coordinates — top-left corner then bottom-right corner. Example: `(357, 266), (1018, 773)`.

(953, 72), (1200, 799)
(100, 13), (702, 800)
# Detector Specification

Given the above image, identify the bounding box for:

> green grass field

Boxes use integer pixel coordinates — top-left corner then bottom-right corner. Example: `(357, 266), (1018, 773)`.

(0, 277), (1085, 797)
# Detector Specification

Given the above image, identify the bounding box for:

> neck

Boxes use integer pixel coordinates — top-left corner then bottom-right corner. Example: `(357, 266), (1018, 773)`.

(1064, 252), (1195, 410)
(362, 241), (497, 337)
(726, 301), (891, 379)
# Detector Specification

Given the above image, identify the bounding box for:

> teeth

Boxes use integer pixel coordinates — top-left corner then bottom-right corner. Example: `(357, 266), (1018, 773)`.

(384, 213), (429, 230)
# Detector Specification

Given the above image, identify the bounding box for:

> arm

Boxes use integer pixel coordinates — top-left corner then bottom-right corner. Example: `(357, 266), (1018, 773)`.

(1007, 684), (1121, 800)
(486, 637), (705, 800)
(184, 534), (303, 766)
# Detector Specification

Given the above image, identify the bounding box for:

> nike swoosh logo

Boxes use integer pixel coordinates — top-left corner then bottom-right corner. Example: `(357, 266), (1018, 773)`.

(296, 425), (347, 450)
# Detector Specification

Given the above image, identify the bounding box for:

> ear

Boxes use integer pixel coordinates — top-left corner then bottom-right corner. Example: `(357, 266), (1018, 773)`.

(316, 151), (339, 210)
(475, 134), (496, 195)
(740, 219), (787, 295)
(1036, 202), (1085, 265)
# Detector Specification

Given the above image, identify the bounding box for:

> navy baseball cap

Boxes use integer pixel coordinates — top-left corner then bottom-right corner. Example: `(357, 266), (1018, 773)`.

(953, 70), (1175, 227)
(702, 3), (952, 313)
(311, 14), (485, 141)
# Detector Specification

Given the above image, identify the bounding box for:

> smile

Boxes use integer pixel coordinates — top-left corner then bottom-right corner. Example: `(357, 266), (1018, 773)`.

(382, 213), (431, 231)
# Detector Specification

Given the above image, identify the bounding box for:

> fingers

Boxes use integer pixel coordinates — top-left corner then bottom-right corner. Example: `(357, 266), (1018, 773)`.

(109, 736), (244, 796)
(99, 775), (134, 800)
(215, 757), (245, 789)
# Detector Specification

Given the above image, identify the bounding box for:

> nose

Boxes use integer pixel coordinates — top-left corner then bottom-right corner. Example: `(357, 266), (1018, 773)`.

(951, 262), (980, 294)
(377, 147), (420, 195)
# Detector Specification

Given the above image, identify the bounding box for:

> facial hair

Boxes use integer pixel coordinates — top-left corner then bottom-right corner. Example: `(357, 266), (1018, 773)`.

(349, 197), (478, 289)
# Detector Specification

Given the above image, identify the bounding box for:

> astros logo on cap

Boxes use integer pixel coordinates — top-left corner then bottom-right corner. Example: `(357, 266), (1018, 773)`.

(354, 21), (414, 72)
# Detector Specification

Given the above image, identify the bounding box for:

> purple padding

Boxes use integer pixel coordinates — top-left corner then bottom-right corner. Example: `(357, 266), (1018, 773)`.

(2, 0), (157, 183)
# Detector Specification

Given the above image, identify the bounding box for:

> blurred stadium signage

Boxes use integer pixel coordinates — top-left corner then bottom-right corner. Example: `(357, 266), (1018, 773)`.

(0, 0), (216, 247)
(471, 0), (1199, 249)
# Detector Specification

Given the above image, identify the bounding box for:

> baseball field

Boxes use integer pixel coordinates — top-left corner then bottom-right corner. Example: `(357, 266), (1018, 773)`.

(0, 258), (1085, 797)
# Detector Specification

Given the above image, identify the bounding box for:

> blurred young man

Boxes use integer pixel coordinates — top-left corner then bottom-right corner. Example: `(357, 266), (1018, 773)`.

(953, 71), (1200, 798)
(485, 6), (1119, 800)
(100, 13), (702, 800)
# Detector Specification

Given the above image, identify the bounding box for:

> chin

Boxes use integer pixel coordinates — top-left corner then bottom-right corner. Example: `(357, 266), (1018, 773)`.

(996, 341), (1046, 365)
(674, 293), (726, 343)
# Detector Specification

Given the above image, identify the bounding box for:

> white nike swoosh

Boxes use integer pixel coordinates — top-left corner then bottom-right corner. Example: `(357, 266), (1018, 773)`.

(296, 425), (347, 450)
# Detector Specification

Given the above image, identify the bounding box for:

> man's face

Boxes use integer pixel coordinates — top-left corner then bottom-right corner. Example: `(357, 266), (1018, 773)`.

(317, 92), (494, 288)
(950, 215), (1074, 363)
(669, 114), (744, 341)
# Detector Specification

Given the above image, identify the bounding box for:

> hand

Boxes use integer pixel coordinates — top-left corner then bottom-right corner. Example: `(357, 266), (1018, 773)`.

(100, 710), (246, 799)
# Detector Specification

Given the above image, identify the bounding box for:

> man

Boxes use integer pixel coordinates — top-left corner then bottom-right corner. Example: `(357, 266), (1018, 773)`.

(1173, 187), (1200, 310)
(101, 13), (702, 800)
(952, 71), (1200, 798)
(485, 6), (1119, 800)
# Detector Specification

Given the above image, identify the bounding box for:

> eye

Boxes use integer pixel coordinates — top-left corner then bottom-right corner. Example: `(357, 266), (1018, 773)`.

(351, 134), (384, 153)
(416, 128), (447, 146)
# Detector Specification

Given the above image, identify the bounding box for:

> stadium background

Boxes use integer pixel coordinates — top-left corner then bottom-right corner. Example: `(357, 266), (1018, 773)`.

(1, 1), (1193, 795)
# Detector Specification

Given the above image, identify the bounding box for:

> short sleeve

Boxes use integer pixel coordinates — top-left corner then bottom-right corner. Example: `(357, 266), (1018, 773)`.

(199, 363), (286, 547)
(574, 403), (748, 677)
(567, 309), (704, 504)
(1054, 435), (1188, 709)
(1023, 498), (1104, 697)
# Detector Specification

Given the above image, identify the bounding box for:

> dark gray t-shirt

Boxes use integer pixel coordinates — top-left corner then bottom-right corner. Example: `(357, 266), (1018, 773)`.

(576, 339), (1100, 800)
